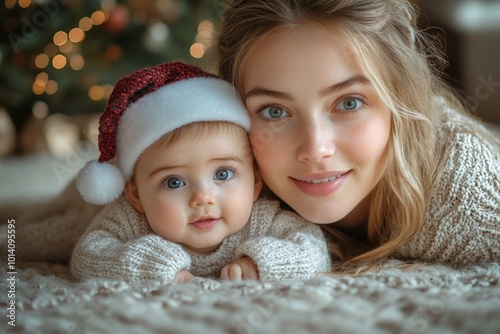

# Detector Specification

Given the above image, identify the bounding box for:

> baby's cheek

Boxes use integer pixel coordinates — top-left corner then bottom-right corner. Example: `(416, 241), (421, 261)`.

(227, 191), (255, 232)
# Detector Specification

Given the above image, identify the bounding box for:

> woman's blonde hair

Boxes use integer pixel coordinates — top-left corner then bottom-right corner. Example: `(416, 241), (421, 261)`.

(214, 0), (498, 264)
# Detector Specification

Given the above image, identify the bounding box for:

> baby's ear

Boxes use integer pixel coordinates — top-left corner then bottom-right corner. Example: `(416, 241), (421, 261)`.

(124, 178), (145, 213)
(253, 165), (263, 201)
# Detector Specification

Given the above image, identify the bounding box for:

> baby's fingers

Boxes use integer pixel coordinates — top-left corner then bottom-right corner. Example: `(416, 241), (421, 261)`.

(221, 263), (243, 280)
(174, 269), (194, 283)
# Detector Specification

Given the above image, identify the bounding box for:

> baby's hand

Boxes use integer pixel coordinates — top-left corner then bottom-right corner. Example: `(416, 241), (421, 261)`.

(221, 257), (259, 280)
(174, 269), (194, 283)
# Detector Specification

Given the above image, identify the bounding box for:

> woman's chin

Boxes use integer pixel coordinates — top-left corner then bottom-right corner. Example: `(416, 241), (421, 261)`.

(292, 204), (347, 225)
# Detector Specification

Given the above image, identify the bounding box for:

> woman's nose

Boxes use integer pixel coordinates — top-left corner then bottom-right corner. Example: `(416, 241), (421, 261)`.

(296, 116), (335, 164)
(189, 184), (216, 207)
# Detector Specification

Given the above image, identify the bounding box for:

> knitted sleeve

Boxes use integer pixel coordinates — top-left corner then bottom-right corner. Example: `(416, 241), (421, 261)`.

(395, 131), (500, 264)
(70, 197), (191, 283)
(234, 199), (332, 281)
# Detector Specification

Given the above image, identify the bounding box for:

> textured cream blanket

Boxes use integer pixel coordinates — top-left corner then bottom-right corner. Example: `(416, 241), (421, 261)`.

(1, 260), (499, 333)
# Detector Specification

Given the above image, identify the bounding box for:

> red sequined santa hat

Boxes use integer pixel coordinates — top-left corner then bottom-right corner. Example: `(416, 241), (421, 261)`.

(77, 62), (250, 205)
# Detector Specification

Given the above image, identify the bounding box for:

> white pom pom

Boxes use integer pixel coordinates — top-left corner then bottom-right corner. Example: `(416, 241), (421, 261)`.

(76, 160), (125, 205)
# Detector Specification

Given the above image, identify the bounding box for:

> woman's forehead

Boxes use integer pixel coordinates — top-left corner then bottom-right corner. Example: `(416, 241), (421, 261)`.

(241, 24), (367, 94)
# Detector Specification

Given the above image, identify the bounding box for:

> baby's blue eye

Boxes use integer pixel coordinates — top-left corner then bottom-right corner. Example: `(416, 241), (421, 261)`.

(163, 177), (185, 189)
(261, 106), (287, 119)
(337, 97), (363, 111)
(214, 169), (234, 181)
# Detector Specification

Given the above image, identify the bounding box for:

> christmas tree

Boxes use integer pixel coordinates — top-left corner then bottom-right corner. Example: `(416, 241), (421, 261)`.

(1, 0), (222, 155)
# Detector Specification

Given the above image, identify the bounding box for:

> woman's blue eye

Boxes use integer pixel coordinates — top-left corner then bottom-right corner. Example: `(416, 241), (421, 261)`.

(214, 169), (234, 181)
(337, 97), (363, 111)
(163, 177), (185, 189)
(261, 106), (287, 119)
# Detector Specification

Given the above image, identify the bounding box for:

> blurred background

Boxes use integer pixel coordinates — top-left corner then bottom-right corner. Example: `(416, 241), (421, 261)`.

(0, 0), (499, 203)
(1, 0), (221, 158)
(418, 0), (500, 125)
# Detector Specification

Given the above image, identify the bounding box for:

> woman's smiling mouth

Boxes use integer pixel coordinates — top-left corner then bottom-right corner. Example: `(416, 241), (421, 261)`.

(292, 171), (350, 196)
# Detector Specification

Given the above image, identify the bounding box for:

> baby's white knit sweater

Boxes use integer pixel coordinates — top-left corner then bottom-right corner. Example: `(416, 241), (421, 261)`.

(70, 197), (331, 283)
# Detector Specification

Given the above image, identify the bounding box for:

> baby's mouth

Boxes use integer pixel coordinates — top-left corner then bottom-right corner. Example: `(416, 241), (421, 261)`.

(190, 218), (219, 231)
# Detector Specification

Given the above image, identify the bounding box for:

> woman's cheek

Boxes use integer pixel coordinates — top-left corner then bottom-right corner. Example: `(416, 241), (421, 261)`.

(250, 132), (274, 168)
(345, 122), (390, 186)
(250, 130), (286, 185)
(249, 119), (287, 153)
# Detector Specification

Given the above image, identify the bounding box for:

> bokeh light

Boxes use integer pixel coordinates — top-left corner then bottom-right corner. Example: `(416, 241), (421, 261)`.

(52, 54), (67, 69)
(190, 43), (205, 58)
(35, 54), (49, 69)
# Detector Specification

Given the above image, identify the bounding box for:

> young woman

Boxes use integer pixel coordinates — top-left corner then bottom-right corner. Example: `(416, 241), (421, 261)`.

(214, 0), (500, 265)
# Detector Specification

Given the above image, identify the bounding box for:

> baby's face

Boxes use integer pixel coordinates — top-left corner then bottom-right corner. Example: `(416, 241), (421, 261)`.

(126, 125), (260, 254)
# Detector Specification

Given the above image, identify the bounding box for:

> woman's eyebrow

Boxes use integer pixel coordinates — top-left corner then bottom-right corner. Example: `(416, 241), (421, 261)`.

(244, 74), (370, 100)
(318, 75), (371, 97)
(244, 87), (293, 100)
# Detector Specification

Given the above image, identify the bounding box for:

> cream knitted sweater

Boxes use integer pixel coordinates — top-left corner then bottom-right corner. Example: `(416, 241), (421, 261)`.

(394, 107), (500, 264)
(70, 197), (331, 283)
